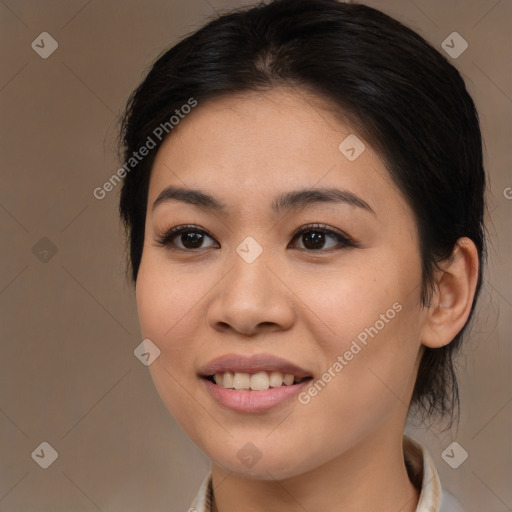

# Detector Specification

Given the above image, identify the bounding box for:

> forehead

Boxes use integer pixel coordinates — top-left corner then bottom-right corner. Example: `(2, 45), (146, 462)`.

(147, 88), (405, 219)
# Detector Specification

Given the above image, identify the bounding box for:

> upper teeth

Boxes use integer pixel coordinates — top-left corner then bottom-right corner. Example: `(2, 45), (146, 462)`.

(213, 371), (305, 391)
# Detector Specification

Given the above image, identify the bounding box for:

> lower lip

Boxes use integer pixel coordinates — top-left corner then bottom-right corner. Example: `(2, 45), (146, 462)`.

(201, 377), (312, 413)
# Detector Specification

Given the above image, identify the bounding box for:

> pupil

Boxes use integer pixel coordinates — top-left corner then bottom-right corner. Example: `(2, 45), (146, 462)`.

(183, 232), (203, 248)
(304, 232), (324, 250)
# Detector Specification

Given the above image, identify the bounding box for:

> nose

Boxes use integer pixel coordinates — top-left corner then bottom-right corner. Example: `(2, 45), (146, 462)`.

(206, 247), (295, 337)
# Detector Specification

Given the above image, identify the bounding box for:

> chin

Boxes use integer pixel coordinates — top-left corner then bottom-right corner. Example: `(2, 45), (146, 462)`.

(208, 442), (316, 481)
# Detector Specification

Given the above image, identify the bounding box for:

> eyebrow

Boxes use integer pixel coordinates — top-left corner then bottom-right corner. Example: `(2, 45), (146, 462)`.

(152, 185), (375, 215)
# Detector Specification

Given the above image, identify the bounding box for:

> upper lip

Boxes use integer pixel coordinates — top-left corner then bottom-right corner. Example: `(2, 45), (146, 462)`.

(198, 353), (312, 378)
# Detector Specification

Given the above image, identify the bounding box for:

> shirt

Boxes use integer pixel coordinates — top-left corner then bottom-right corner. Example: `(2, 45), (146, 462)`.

(188, 434), (463, 512)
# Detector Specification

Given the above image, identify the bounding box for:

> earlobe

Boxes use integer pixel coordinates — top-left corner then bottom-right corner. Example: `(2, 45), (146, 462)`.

(421, 237), (479, 349)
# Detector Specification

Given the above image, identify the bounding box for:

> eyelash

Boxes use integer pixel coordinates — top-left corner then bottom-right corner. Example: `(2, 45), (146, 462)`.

(155, 223), (358, 252)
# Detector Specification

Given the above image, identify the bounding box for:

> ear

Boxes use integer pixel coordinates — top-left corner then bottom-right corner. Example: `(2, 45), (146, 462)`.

(420, 237), (480, 349)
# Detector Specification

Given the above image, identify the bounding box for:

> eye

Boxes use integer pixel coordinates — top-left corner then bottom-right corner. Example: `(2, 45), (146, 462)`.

(155, 223), (357, 252)
(155, 225), (218, 250)
(289, 223), (356, 251)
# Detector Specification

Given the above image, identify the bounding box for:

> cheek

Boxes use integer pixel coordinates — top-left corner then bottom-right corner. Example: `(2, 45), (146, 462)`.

(135, 260), (203, 393)
(295, 260), (409, 347)
(135, 264), (208, 433)
(295, 255), (422, 412)
(288, 307), (421, 467)
(136, 257), (203, 348)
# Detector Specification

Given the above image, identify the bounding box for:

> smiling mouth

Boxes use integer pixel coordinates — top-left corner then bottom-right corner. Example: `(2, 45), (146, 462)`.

(204, 371), (312, 391)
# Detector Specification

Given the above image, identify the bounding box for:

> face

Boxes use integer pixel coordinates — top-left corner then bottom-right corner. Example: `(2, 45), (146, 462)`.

(136, 88), (426, 479)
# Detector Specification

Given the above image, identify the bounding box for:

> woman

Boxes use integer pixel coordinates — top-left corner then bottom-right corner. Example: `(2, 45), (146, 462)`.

(119, 0), (486, 510)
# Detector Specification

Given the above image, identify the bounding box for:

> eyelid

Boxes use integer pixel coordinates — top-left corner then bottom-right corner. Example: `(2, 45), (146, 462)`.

(154, 224), (217, 249)
(290, 223), (356, 248)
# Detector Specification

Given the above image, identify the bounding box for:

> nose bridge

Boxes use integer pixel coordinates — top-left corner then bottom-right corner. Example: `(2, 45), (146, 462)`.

(235, 234), (266, 266)
(228, 234), (272, 300)
(206, 232), (294, 335)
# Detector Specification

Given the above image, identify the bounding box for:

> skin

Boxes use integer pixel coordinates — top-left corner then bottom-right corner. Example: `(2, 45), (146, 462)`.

(135, 88), (479, 512)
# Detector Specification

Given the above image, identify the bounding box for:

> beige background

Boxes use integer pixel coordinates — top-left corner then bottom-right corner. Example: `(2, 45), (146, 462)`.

(0, 0), (510, 511)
